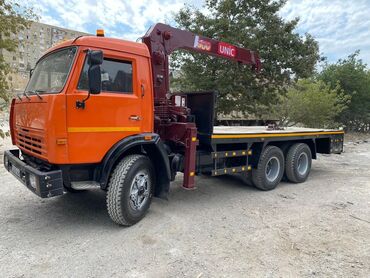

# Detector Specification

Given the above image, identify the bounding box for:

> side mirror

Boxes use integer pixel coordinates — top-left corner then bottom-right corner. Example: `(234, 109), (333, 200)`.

(87, 50), (103, 95)
(29, 68), (34, 78)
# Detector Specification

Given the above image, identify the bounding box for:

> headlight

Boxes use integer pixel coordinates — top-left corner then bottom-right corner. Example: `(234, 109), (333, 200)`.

(29, 174), (37, 189)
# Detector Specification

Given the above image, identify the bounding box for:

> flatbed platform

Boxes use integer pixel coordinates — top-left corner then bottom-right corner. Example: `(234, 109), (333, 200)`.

(212, 126), (344, 139)
(197, 125), (345, 179)
(207, 126), (345, 150)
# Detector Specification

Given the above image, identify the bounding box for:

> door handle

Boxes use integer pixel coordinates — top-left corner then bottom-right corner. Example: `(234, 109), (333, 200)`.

(129, 115), (141, 121)
(141, 84), (145, 98)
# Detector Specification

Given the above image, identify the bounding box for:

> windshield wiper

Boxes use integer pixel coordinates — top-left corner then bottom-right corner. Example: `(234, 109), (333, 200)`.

(24, 90), (45, 100)
(23, 91), (31, 100)
(34, 89), (45, 99)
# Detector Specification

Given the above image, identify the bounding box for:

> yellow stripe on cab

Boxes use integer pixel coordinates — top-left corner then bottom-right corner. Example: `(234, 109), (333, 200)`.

(67, 127), (140, 133)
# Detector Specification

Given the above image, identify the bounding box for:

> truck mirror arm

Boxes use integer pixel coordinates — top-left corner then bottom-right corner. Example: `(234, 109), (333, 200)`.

(76, 94), (90, 109)
(76, 49), (103, 109)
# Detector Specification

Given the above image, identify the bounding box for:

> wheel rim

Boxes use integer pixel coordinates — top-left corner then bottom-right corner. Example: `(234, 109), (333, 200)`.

(297, 152), (309, 176)
(265, 156), (280, 182)
(129, 171), (151, 211)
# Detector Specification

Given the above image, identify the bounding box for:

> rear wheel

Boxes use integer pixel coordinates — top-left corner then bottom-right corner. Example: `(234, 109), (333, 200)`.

(107, 155), (154, 226)
(252, 146), (284, 191)
(285, 143), (312, 183)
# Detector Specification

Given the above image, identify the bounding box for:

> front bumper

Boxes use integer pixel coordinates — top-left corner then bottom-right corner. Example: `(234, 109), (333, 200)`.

(3, 149), (64, 198)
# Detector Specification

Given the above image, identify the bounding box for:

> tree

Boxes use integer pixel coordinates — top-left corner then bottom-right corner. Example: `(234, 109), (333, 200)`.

(0, 0), (35, 108)
(270, 79), (350, 128)
(318, 51), (370, 131)
(171, 0), (320, 117)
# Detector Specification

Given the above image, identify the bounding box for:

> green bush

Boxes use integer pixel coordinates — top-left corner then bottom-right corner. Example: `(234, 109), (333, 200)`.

(318, 52), (370, 131)
(271, 79), (350, 128)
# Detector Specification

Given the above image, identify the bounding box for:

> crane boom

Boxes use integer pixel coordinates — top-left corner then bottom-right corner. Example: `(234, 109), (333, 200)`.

(142, 23), (261, 102)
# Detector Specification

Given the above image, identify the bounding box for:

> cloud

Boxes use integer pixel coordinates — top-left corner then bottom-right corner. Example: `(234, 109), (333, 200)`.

(25, 0), (369, 65)
(280, 0), (370, 65)
(27, 0), (201, 40)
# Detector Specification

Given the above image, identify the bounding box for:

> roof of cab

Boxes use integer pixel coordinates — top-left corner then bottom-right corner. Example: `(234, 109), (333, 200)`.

(43, 36), (150, 58)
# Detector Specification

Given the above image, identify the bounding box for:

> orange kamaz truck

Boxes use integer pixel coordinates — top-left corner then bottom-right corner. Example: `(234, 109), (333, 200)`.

(3, 24), (344, 226)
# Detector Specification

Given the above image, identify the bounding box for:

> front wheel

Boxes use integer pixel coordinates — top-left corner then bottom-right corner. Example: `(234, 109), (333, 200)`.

(107, 155), (154, 226)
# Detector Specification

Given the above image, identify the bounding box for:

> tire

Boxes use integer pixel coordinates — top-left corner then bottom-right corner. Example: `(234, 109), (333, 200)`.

(285, 143), (312, 183)
(251, 146), (284, 191)
(107, 155), (154, 226)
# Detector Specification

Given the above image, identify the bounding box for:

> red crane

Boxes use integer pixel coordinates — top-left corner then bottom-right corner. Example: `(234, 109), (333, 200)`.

(142, 23), (261, 189)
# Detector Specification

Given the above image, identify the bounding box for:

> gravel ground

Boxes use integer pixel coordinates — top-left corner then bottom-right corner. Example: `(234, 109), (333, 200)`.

(0, 137), (369, 277)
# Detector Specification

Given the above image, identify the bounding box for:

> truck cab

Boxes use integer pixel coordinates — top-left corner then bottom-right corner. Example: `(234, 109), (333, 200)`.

(11, 37), (154, 165)
(5, 35), (172, 219)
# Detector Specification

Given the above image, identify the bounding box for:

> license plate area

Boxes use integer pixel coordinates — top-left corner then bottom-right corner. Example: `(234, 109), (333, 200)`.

(10, 164), (21, 178)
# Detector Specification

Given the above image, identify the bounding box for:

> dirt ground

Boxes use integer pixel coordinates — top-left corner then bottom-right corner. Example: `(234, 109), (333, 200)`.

(0, 136), (369, 278)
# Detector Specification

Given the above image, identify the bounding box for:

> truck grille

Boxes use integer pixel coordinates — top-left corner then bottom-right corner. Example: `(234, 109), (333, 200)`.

(15, 126), (47, 159)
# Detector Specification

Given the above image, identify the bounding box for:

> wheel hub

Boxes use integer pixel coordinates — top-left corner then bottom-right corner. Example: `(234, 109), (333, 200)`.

(297, 152), (309, 176)
(129, 172), (150, 211)
(265, 156), (280, 182)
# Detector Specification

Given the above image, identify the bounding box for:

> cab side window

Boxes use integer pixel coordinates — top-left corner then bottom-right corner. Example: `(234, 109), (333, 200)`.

(78, 57), (133, 94)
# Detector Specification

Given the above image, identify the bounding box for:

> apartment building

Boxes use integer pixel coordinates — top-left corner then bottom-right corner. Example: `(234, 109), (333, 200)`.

(0, 21), (89, 92)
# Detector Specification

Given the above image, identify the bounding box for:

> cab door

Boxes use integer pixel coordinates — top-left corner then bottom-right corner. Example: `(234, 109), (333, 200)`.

(66, 47), (143, 164)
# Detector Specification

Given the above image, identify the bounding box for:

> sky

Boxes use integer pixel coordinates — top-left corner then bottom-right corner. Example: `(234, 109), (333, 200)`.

(25, 0), (370, 66)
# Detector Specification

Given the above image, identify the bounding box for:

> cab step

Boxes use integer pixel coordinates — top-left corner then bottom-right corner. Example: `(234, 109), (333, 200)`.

(70, 181), (100, 190)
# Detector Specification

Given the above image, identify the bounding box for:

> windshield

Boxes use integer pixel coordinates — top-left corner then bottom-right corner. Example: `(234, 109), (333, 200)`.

(25, 47), (77, 94)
